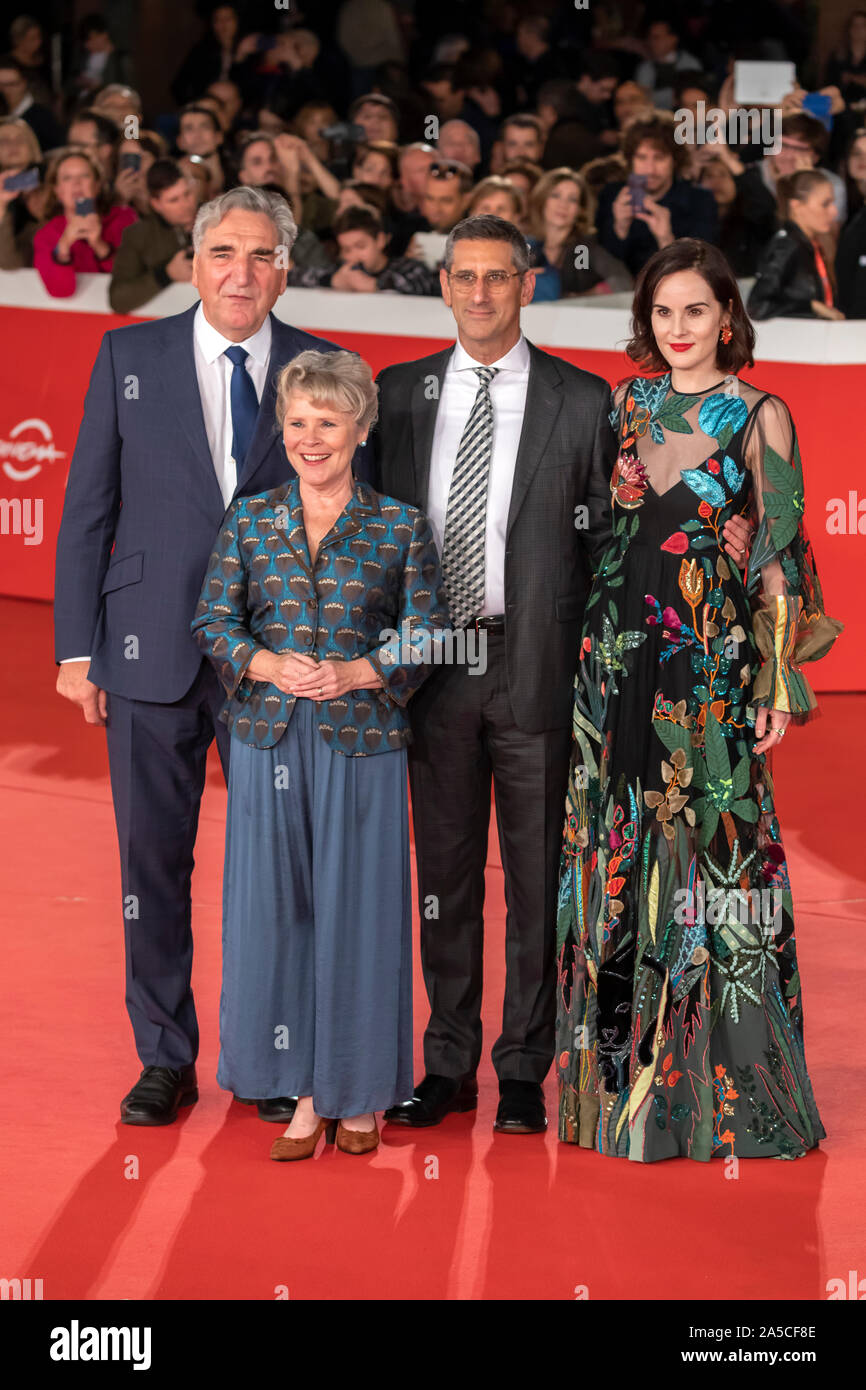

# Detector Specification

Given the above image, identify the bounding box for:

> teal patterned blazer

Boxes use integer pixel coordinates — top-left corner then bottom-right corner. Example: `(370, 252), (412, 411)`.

(192, 474), (449, 754)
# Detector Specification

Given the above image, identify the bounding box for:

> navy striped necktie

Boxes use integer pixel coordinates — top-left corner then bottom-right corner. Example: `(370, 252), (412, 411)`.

(224, 345), (259, 471)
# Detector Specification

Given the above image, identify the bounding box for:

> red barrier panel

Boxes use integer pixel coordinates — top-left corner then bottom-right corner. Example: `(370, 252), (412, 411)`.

(0, 305), (859, 691)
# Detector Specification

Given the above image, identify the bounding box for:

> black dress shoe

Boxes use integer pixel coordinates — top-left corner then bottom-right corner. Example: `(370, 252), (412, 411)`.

(384, 1073), (477, 1127)
(493, 1080), (547, 1134)
(234, 1095), (298, 1122)
(120, 1065), (198, 1126)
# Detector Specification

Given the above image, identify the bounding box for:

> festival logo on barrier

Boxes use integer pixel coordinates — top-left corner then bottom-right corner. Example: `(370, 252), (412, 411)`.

(0, 417), (66, 482)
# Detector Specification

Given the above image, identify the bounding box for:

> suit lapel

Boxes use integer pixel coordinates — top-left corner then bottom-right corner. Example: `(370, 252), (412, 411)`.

(154, 304), (225, 521)
(506, 341), (563, 538)
(411, 346), (454, 508)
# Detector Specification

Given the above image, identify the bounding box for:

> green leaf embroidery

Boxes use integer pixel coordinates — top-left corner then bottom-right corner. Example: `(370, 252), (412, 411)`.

(762, 443), (804, 503)
(761, 442), (804, 552)
(704, 711), (731, 786)
(765, 509), (799, 552)
(698, 804), (720, 850)
(731, 754), (750, 798)
(652, 718), (691, 754)
(654, 406), (695, 435)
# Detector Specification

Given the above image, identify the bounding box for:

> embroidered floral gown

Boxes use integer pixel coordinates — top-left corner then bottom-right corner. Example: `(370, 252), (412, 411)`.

(556, 373), (842, 1162)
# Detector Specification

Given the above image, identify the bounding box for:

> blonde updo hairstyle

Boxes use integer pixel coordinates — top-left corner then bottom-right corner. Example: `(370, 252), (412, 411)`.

(275, 349), (379, 438)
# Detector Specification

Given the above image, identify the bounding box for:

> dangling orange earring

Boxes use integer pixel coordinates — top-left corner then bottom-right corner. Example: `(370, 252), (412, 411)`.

(720, 324), (733, 344)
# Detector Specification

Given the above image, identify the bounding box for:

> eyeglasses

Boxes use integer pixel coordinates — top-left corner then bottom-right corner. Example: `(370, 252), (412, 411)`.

(429, 161), (466, 179)
(446, 269), (524, 291)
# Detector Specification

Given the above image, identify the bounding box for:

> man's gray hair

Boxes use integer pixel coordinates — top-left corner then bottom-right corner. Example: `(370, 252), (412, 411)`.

(443, 213), (530, 274)
(192, 184), (299, 254)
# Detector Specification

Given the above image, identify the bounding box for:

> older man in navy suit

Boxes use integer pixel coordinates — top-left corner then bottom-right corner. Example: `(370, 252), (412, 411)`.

(54, 185), (368, 1125)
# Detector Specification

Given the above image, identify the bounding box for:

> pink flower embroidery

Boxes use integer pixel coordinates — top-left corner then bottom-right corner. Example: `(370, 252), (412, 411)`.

(610, 452), (648, 509)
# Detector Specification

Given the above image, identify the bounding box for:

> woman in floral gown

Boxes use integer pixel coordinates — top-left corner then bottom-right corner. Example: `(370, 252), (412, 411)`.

(556, 239), (842, 1162)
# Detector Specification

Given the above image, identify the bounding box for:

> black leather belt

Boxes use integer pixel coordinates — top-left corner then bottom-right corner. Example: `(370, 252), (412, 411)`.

(462, 615), (505, 634)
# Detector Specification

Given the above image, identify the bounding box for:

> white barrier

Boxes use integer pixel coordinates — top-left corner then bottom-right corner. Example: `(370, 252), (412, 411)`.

(2, 268), (865, 363)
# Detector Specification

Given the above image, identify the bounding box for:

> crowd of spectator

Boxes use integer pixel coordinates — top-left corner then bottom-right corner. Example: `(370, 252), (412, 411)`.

(1, 2), (866, 319)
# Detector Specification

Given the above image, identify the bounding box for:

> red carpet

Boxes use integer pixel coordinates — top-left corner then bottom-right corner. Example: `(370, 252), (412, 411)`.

(1, 593), (863, 1300)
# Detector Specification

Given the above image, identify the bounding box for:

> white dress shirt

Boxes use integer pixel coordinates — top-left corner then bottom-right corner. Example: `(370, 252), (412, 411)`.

(193, 301), (272, 509)
(60, 304), (273, 663)
(427, 332), (530, 617)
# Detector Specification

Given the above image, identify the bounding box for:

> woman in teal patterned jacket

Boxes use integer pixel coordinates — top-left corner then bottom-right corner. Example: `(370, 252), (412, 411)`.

(192, 349), (449, 1161)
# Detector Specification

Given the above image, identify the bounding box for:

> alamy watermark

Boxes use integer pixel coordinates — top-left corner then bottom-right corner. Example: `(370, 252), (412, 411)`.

(49, 1321), (151, 1370)
(378, 619), (487, 675)
(673, 882), (783, 935)
(674, 102), (782, 156)
(0, 496), (42, 544)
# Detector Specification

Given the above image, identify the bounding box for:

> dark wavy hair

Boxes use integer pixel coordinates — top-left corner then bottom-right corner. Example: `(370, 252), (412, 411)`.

(626, 238), (755, 375)
(622, 110), (690, 176)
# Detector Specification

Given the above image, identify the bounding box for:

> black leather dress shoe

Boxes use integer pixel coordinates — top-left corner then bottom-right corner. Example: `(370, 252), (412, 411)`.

(120, 1065), (198, 1126)
(234, 1095), (298, 1122)
(493, 1080), (547, 1134)
(384, 1073), (478, 1127)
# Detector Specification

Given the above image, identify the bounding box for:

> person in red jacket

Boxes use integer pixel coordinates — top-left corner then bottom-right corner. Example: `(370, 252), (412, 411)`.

(33, 146), (136, 296)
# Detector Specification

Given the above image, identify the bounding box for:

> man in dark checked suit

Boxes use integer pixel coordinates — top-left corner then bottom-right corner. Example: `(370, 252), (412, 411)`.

(54, 186), (371, 1126)
(370, 214), (616, 1134)
(373, 219), (752, 1133)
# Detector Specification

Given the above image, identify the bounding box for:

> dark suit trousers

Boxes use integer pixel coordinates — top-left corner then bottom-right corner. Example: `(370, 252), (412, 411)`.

(408, 632), (572, 1083)
(104, 659), (231, 1069)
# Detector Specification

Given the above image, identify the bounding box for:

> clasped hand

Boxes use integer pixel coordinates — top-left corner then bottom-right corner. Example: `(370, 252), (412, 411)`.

(268, 652), (355, 700)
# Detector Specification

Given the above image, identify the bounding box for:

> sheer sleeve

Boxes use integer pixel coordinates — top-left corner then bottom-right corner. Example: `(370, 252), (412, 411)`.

(608, 378), (632, 448)
(611, 378), (632, 421)
(742, 394), (843, 719)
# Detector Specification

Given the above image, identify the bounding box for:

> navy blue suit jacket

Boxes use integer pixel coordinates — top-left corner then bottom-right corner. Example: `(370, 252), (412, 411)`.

(54, 302), (372, 702)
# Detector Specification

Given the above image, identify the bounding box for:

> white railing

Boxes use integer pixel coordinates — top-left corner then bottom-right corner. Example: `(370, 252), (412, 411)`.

(2, 269), (865, 364)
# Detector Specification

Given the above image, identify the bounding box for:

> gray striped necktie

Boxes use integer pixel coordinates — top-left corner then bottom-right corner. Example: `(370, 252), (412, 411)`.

(441, 365), (499, 627)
